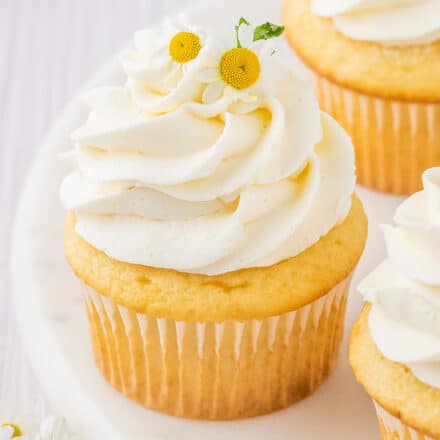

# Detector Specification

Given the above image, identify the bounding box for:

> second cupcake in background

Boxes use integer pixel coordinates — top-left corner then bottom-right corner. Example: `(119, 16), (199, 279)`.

(351, 168), (440, 439)
(61, 16), (367, 420)
(283, 0), (440, 195)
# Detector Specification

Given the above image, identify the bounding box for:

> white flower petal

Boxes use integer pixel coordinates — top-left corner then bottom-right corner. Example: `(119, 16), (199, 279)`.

(223, 85), (242, 100)
(39, 416), (67, 439)
(202, 80), (225, 104)
(0, 426), (14, 440)
(133, 28), (158, 53)
(242, 93), (259, 103)
(197, 36), (227, 66)
(154, 49), (171, 67)
(196, 68), (221, 83)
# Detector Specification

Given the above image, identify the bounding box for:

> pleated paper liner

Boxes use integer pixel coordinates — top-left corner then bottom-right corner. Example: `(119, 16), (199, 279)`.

(313, 74), (440, 195)
(374, 403), (435, 440)
(82, 273), (352, 420)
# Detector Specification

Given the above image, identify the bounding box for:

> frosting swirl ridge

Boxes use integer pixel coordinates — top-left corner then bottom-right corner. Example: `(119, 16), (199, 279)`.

(359, 168), (440, 388)
(312, 0), (440, 46)
(61, 19), (355, 275)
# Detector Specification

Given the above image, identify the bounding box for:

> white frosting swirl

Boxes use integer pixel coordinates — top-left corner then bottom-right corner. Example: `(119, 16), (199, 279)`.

(359, 168), (440, 388)
(61, 18), (355, 275)
(312, 0), (440, 46)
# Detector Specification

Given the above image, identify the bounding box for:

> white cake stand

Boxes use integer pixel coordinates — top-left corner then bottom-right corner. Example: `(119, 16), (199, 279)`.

(11, 0), (405, 438)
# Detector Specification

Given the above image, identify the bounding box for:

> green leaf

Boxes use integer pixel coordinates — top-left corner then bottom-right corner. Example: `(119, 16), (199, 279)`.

(235, 17), (251, 48)
(253, 22), (285, 42)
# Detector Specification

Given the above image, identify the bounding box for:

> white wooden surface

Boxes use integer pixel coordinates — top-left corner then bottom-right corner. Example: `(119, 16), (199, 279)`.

(0, 0), (189, 417)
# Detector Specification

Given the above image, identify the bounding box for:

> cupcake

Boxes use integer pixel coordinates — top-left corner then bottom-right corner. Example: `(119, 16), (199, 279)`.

(350, 168), (440, 438)
(283, 0), (440, 195)
(61, 15), (367, 420)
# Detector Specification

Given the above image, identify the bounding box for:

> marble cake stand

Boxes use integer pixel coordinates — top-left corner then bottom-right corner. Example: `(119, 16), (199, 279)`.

(11, 0), (404, 438)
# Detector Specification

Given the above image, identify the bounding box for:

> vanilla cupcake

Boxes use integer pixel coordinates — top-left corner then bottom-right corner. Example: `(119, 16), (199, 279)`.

(283, 0), (440, 195)
(351, 168), (440, 438)
(61, 16), (367, 420)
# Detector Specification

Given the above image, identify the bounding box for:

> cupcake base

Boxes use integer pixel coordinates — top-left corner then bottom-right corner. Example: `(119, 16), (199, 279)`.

(83, 273), (352, 420)
(314, 75), (440, 195)
(350, 306), (440, 439)
(374, 403), (435, 440)
(282, 0), (440, 195)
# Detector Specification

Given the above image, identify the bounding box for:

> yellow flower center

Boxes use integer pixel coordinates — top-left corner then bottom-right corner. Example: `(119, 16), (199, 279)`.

(169, 32), (202, 64)
(1, 423), (23, 438)
(220, 47), (261, 90)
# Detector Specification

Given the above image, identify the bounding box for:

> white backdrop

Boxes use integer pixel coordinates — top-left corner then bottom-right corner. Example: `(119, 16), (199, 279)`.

(0, 0), (190, 417)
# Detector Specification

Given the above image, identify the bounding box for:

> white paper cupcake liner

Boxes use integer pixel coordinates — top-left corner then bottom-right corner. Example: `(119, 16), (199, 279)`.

(313, 74), (440, 195)
(374, 402), (435, 440)
(81, 273), (353, 420)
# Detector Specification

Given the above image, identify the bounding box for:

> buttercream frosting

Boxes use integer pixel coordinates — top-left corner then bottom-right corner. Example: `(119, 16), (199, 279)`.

(61, 16), (355, 275)
(359, 168), (440, 388)
(312, 0), (440, 46)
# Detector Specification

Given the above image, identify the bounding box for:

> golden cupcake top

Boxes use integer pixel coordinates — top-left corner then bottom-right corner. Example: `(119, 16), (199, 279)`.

(64, 195), (367, 321)
(351, 306), (440, 439)
(283, 0), (440, 101)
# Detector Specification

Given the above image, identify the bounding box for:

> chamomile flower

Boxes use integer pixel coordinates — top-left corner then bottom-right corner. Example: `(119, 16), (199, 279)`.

(0, 415), (36, 439)
(34, 416), (79, 440)
(196, 18), (285, 113)
(0, 424), (22, 440)
(120, 14), (207, 94)
(0, 417), (34, 440)
(0, 416), (79, 440)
